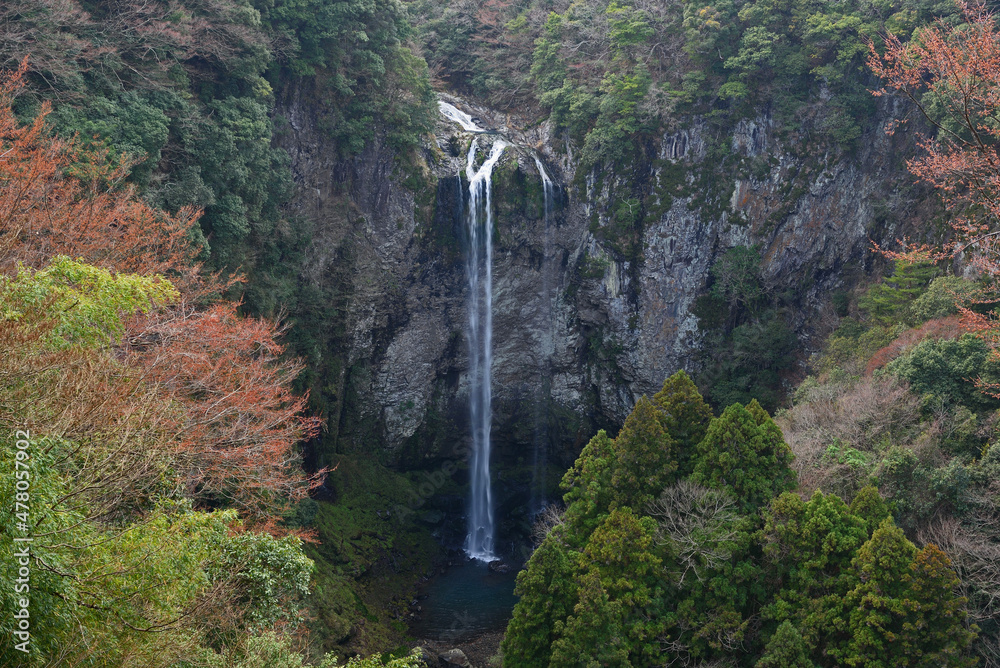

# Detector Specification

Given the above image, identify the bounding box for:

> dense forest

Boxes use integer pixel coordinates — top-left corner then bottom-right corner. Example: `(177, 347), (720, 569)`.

(3, 0), (1000, 666)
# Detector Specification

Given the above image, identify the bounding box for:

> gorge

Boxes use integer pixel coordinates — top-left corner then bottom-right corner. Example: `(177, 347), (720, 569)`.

(270, 86), (935, 656)
(281, 86), (925, 500)
(7, 0), (997, 664)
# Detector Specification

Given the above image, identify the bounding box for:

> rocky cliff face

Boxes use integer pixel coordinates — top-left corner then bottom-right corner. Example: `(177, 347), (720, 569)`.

(276, 83), (927, 534)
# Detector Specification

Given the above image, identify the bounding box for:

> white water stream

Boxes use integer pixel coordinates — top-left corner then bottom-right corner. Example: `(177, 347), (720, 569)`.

(530, 156), (555, 516)
(439, 101), (484, 133)
(463, 136), (507, 560)
(439, 101), (555, 559)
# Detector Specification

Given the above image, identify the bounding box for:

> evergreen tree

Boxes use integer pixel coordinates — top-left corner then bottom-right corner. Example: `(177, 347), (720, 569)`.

(757, 620), (815, 668)
(549, 570), (631, 668)
(887, 333), (1000, 411)
(653, 370), (714, 477)
(834, 519), (976, 667)
(550, 508), (661, 668)
(763, 491), (871, 592)
(760, 491), (871, 656)
(561, 430), (616, 542)
(744, 398), (774, 428)
(502, 527), (580, 668)
(610, 396), (677, 510)
(858, 260), (938, 326)
(903, 544), (978, 667)
(692, 401), (796, 512)
(583, 508), (661, 605)
(665, 554), (755, 663)
(848, 485), (892, 534)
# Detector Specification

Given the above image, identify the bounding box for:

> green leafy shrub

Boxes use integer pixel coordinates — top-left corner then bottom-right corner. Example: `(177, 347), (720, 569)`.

(886, 334), (1000, 411)
(0, 256), (178, 348)
(908, 275), (980, 323)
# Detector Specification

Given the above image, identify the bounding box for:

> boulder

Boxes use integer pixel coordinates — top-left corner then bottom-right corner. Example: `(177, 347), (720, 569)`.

(438, 648), (473, 667)
(487, 559), (510, 574)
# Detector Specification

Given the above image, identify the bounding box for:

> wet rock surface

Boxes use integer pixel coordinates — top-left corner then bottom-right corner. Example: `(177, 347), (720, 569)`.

(415, 632), (504, 668)
(487, 560), (510, 574)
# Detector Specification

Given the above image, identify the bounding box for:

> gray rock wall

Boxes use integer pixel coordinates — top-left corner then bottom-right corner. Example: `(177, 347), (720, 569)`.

(276, 85), (926, 476)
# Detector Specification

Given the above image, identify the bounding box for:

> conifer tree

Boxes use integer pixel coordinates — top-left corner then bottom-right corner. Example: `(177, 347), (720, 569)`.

(858, 260), (938, 326)
(549, 570), (631, 668)
(763, 491), (871, 589)
(904, 544), (978, 667)
(692, 401), (796, 512)
(561, 429), (616, 541)
(502, 526), (580, 668)
(610, 396), (677, 510)
(761, 491), (871, 655)
(653, 370), (714, 477)
(550, 508), (661, 668)
(835, 519), (976, 667)
(744, 398), (774, 428)
(848, 485), (892, 534)
(757, 620), (815, 668)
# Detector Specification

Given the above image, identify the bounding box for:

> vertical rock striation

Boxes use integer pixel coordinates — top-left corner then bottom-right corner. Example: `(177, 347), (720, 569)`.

(275, 87), (928, 547)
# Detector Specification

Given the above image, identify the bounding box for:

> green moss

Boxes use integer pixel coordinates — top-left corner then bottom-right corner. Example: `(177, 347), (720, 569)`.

(580, 253), (610, 280)
(643, 159), (686, 221)
(493, 159), (529, 218)
(304, 456), (440, 661)
(524, 168), (546, 219)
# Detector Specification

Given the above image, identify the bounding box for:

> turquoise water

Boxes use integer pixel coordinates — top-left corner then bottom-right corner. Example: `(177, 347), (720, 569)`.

(409, 560), (519, 642)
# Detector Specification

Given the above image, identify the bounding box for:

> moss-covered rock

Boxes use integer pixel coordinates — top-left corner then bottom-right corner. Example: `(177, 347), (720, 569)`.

(305, 457), (440, 661)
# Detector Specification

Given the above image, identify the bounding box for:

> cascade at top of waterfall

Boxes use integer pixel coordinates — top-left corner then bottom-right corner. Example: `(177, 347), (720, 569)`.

(438, 101), (485, 133)
(440, 99), (557, 191)
(466, 137), (508, 186)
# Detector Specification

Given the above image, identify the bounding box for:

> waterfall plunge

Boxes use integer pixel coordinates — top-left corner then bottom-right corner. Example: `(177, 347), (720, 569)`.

(530, 156), (555, 517)
(464, 136), (507, 560)
(439, 100), (556, 559)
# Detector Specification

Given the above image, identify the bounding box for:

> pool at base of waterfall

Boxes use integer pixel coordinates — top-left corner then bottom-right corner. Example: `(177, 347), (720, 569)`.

(408, 558), (520, 643)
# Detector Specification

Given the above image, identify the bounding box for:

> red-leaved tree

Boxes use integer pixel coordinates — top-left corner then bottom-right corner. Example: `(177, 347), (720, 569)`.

(868, 1), (1000, 395)
(0, 59), (323, 529)
(865, 315), (969, 374)
(0, 59), (206, 290)
(125, 303), (323, 522)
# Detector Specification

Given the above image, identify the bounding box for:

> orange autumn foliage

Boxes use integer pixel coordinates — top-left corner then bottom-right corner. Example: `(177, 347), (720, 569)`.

(0, 60), (324, 530)
(125, 303), (323, 521)
(869, 2), (1000, 397)
(865, 315), (969, 374)
(0, 59), (204, 291)
(868, 2), (1000, 274)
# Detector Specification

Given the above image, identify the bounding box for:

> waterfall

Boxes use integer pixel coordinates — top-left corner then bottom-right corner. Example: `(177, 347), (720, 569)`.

(439, 101), (484, 133)
(530, 156), (555, 516)
(439, 100), (557, 557)
(464, 136), (507, 560)
(534, 156), (554, 202)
